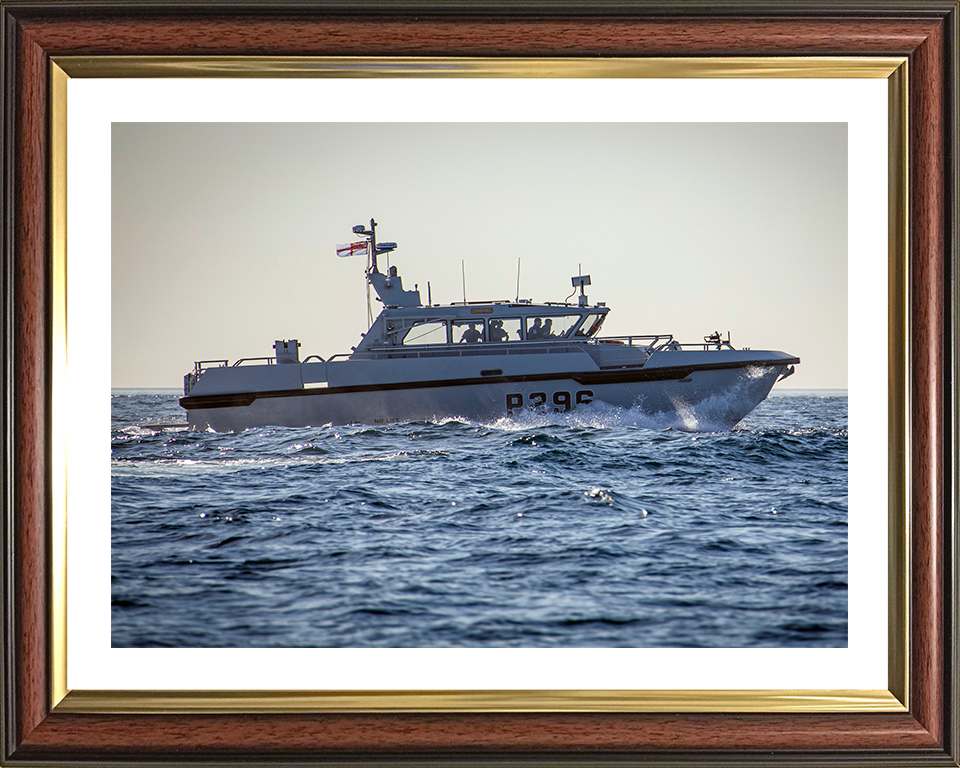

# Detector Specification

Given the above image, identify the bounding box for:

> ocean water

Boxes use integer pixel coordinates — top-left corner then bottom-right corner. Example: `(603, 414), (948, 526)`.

(112, 390), (847, 648)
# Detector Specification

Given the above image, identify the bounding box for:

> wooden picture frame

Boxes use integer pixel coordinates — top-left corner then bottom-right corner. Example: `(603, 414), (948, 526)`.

(2, 2), (957, 765)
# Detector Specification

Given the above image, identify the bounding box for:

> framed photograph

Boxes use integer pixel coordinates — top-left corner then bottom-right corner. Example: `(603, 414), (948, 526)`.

(2, 2), (957, 766)
(86, 78), (874, 691)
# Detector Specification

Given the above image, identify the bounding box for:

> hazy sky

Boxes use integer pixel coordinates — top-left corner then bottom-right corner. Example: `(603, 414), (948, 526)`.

(112, 122), (846, 389)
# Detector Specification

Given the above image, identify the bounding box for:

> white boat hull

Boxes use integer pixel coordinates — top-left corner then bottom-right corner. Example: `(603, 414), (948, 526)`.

(180, 221), (801, 433)
(183, 359), (791, 432)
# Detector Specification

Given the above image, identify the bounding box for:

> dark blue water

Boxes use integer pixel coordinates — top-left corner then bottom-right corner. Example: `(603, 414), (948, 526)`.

(112, 390), (847, 648)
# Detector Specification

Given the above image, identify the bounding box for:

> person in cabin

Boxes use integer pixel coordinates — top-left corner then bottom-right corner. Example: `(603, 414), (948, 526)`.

(460, 323), (482, 343)
(489, 319), (509, 343)
(528, 318), (543, 340)
(541, 318), (554, 338)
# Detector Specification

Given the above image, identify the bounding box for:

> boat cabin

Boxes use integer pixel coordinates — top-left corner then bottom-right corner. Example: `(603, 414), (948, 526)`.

(352, 218), (609, 356)
(357, 303), (609, 354)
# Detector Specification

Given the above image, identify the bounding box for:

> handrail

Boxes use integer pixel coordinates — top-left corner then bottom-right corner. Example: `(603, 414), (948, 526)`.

(192, 334), (737, 374)
(346, 336), (649, 361)
(193, 357), (276, 375)
(366, 339), (569, 353)
(351, 334), (670, 356)
(376, 331), (592, 353)
(232, 356), (275, 367)
(193, 359), (228, 375)
(589, 334), (673, 348)
(346, 342), (576, 361)
(655, 341), (737, 352)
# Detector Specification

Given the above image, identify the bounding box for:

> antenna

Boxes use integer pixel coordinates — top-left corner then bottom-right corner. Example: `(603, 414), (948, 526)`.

(353, 218), (377, 324)
(516, 258), (521, 302)
(353, 217), (399, 319)
(570, 269), (591, 307)
(366, 248), (373, 325)
(462, 259), (466, 304)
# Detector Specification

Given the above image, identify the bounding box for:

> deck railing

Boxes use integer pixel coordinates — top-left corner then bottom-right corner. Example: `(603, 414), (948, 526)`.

(190, 334), (737, 376)
(341, 334), (676, 360)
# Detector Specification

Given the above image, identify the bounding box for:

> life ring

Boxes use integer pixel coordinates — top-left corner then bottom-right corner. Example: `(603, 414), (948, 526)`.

(599, 339), (625, 345)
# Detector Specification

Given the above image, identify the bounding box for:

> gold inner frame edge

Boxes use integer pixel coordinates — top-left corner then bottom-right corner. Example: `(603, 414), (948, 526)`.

(49, 55), (910, 715)
(57, 688), (904, 715)
(54, 55), (905, 79)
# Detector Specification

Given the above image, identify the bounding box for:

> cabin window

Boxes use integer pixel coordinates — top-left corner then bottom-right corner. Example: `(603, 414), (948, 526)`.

(453, 319), (485, 344)
(401, 320), (448, 346)
(488, 317), (521, 343)
(573, 312), (606, 338)
(526, 314), (584, 340)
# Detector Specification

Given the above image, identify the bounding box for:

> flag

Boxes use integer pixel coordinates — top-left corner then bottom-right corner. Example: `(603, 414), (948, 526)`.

(337, 241), (368, 258)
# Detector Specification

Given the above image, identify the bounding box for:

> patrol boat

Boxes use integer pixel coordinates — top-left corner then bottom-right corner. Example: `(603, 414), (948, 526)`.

(180, 219), (799, 432)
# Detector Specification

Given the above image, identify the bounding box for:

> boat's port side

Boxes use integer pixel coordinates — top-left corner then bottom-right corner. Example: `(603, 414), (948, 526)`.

(183, 359), (227, 396)
(182, 358), (793, 432)
(186, 361), (304, 397)
(181, 220), (800, 431)
(185, 339), (330, 398)
(182, 336), (799, 429)
(584, 343), (651, 370)
(301, 360), (329, 388)
(325, 348), (596, 388)
(644, 347), (800, 372)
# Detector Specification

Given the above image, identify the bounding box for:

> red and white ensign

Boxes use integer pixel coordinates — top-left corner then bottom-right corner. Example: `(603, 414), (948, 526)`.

(336, 241), (369, 258)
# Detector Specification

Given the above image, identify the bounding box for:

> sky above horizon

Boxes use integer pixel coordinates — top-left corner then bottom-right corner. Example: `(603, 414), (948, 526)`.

(112, 121), (847, 389)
